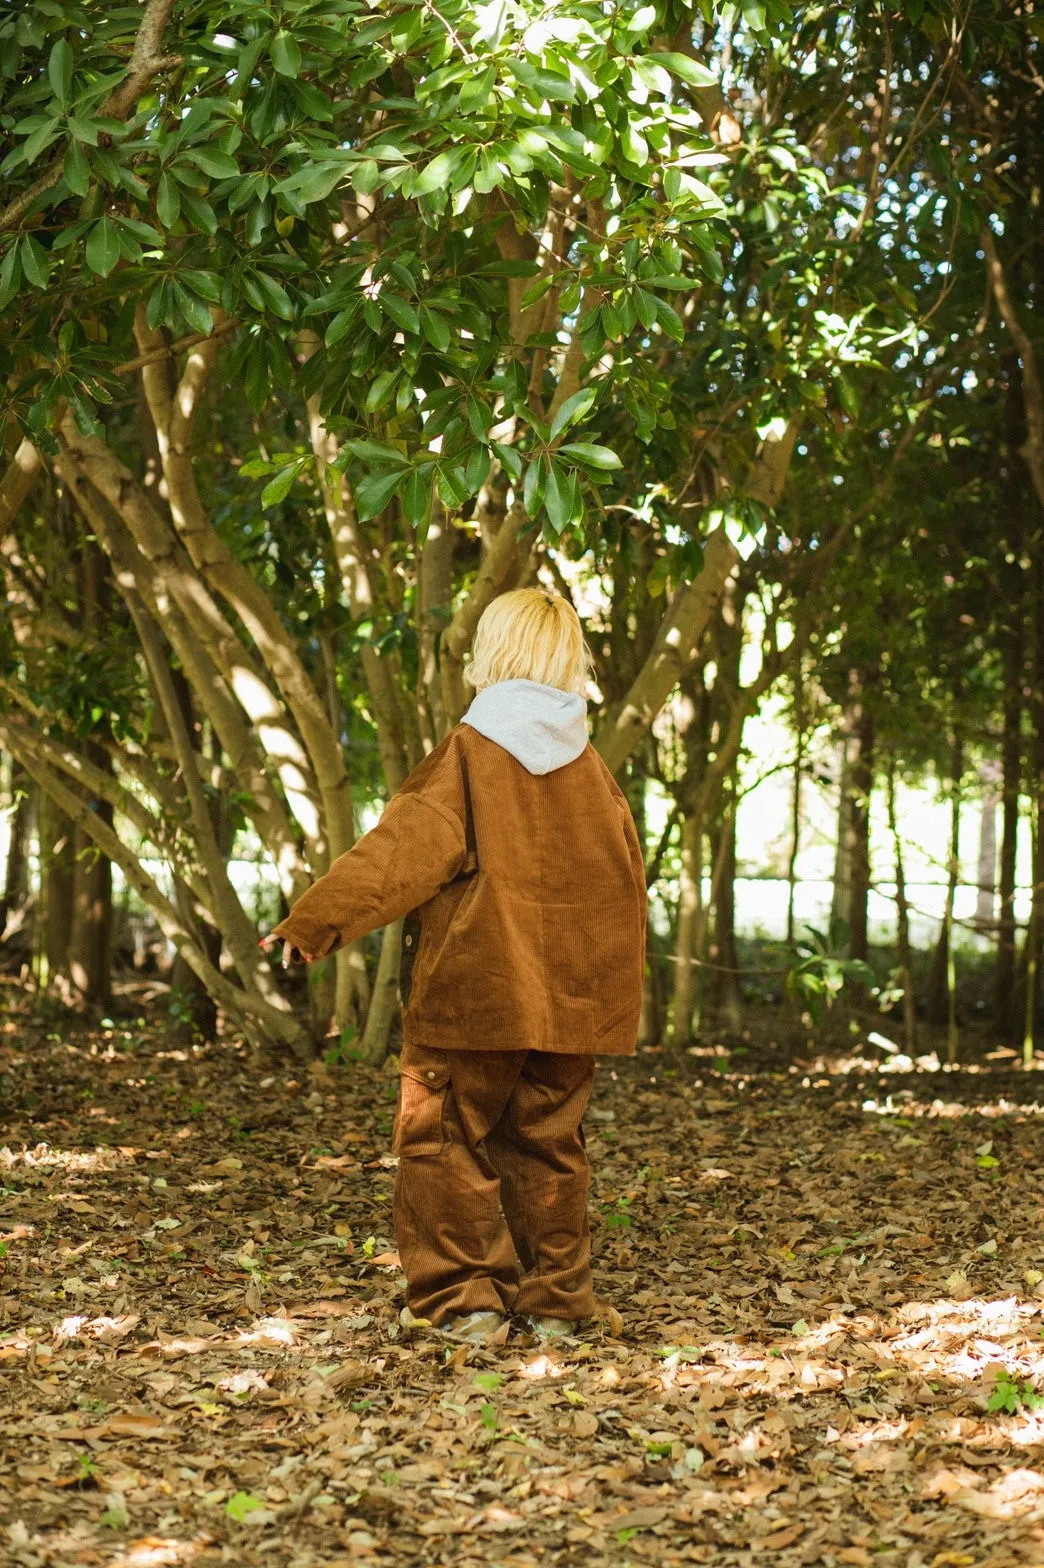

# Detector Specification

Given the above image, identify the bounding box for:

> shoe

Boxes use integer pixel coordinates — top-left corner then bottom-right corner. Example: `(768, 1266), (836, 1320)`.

(526, 1315), (579, 1339)
(399, 1306), (505, 1343)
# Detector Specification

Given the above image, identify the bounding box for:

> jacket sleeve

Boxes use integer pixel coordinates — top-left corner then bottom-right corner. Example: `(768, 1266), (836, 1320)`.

(270, 787), (468, 961)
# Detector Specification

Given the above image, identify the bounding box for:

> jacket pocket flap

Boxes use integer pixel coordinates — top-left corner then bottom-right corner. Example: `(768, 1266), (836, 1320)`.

(400, 1056), (451, 1091)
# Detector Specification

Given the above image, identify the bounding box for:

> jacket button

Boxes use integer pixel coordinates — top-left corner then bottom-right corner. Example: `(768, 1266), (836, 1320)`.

(404, 934), (413, 948)
(426, 1070), (436, 1079)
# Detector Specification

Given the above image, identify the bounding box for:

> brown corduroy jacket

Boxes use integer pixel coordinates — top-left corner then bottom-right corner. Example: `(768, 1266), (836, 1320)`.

(271, 725), (646, 1055)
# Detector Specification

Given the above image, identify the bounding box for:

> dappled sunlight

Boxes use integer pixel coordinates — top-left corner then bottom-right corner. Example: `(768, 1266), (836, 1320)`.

(518, 1354), (566, 1380)
(652, 1294), (1044, 1426)
(0, 1143), (140, 1171)
(108, 1538), (203, 1568)
(53, 1313), (141, 1345)
(235, 1315), (300, 1349)
(860, 1092), (1044, 1118)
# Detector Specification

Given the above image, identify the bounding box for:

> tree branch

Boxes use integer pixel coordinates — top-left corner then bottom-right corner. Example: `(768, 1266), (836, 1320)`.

(0, 0), (179, 235)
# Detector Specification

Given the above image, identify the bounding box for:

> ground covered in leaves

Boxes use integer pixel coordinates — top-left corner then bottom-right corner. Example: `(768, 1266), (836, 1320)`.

(2, 989), (1044, 1568)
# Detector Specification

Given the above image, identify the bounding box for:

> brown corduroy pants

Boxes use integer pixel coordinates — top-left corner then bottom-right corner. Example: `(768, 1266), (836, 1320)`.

(392, 1042), (596, 1326)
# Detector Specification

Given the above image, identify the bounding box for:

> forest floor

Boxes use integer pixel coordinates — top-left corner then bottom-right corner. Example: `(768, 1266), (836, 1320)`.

(2, 986), (1044, 1568)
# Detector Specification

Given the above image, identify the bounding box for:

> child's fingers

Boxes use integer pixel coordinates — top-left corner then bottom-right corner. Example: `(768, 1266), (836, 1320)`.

(258, 935), (314, 967)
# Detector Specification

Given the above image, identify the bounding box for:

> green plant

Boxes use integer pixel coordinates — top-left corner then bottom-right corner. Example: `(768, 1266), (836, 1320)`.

(786, 920), (875, 1021)
(987, 1371), (1044, 1415)
(602, 1196), (633, 1230)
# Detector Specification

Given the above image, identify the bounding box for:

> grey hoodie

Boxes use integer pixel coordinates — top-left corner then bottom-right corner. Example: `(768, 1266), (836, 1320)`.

(461, 678), (589, 776)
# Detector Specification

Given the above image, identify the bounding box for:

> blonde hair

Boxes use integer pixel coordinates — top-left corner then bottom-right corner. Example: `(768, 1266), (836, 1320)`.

(464, 588), (593, 695)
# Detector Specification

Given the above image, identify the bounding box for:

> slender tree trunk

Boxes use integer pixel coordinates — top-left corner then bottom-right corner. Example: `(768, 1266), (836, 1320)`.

(668, 809), (703, 1051)
(848, 698), (874, 964)
(39, 790), (76, 991)
(627, 773), (661, 1047)
(927, 732), (963, 1059)
(831, 735), (852, 936)
(786, 660), (805, 949)
(975, 761), (999, 928)
(995, 623), (1022, 1037)
(360, 920), (405, 1061)
(994, 349), (1025, 1035)
(886, 757), (917, 1053)
(1025, 799), (1040, 1068)
(709, 786), (743, 1033)
(1022, 547), (1044, 1064)
(69, 543), (113, 1005)
(1, 759), (30, 931)
(833, 669), (873, 959)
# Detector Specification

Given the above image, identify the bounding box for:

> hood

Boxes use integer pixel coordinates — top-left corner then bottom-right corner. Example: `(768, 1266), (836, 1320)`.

(461, 679), (589, 775)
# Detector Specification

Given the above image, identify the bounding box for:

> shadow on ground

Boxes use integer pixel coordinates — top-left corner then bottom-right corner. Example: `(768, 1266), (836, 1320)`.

(1, 992), (1042, 1567)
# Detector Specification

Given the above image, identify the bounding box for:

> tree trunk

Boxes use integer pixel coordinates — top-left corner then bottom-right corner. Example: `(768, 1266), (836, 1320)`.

(1024, 798), (1040, 1068)
(848, 700), (874, 964)
(974, 761), (999, 929)
(786, 659), (805, 948)
(832, 669), (873, 959)
(995, 351), (1025, 1036)
(1, 759), (30, 932)
(39, 790), (76, 990)
(68, 543), (113, 1005)
(360, 920), (404, 1063)
(709, 787), (742, 1034)
(668, 809), (702, 1052)
(886, 757), (917, 1053)
(927, 732), (963, 1060)
(1021, 548), (1044, 1063)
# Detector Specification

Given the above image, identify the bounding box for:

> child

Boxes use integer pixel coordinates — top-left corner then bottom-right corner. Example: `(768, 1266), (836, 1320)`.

(266, 588), (647, 1342)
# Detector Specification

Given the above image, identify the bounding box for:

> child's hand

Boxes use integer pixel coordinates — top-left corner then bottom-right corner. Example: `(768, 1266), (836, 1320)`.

(258, 934), (315, 969)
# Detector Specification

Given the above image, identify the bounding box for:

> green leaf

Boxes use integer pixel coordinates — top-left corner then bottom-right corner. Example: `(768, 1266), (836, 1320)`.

(741, 0), (767, 32)
(549, 385), (596, 442)
(343, 440), (410, 468)
(654, 295), (685, 342)
(254, 272), (294, 320)
(459, 64), (495, 113)
(650, 52), (719, 90)
(63, 137), (90, 197)
(67, 115), (99, 145)
(258, 464), (296, 508)
(186, 147), (239, 180)
(325, 306), (358, 347)
(523, 456), (545, 518)
(85, 217), (120, 279)
(226, 1491), (264, 1522)
(543, 464), (567, 534)
(413, 149), (461, 197)
(22, 119), (61, 166)
(420, 305), (450, 352)
(467, 395), (490, 443)
(48, 40), (73, 104)
(492, 441), (521, 482)
(157, 171), (180, 227)
(179, 189), (218, 235)
(355, 468), (405, 521)
(626, 4), (658, 32)
(99, 1499), (128, 1530)
(478, 259), (541, 278)
(281, 163), (344, 204)
(381, 292), (420, 335)
(173, 282), (213, 335)
(402, 466), (433, 531)
(365, 370), (399, 412)
(0, 244), (20, 309)
(557, 442), (622, 470)
(20, 235), (50, 289)
(271, 30), (302, 77)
